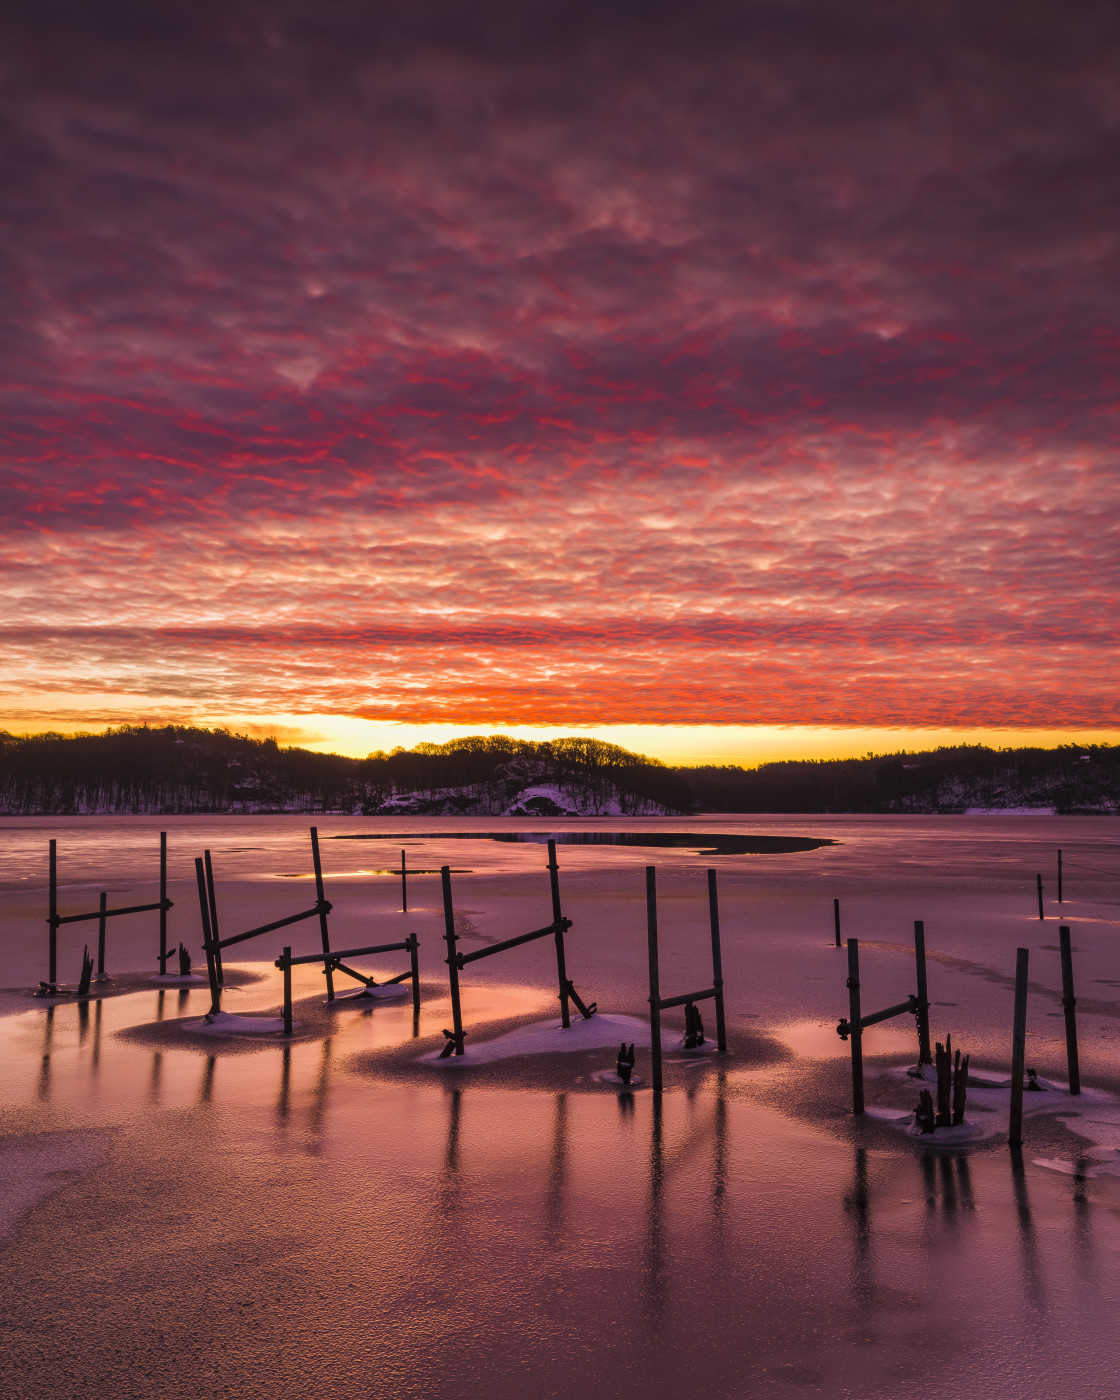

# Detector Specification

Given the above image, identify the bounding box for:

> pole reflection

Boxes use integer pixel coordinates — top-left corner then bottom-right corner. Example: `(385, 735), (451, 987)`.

(544, 1092), (569, 1247)
(276, 1042), (292, 1125)
(1009, 1144), (1046, 1314)
(198, 1054), (216, 1104)
(37, 1005), (54, 1101)
(307, 1037), (334, 1153)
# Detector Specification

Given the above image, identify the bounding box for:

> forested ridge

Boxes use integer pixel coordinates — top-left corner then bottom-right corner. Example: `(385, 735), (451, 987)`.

(0, 727), (1116, 816)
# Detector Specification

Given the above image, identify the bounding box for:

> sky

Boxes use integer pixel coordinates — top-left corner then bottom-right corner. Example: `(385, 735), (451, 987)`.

(2, 1), (1119, 765)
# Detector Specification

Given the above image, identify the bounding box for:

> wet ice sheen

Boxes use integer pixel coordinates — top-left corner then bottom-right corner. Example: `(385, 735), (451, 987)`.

(2, 814), (1120, 1397)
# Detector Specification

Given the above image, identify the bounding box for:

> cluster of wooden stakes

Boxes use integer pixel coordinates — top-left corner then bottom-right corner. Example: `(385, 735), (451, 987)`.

(37, 828), (728, 1093)
(36, 834), (1082, 1129)
(833, 901), (1082, 1147)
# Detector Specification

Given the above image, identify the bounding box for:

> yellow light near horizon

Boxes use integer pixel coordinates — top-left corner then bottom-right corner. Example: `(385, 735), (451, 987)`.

(8, 708), (1117, 769)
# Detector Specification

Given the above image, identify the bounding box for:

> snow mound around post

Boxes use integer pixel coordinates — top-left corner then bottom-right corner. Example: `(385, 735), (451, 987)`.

(186, 1010), (289, 1036)
(867, 1062), (1120, 1149)
(335, 981), (412, 1002)
(419, 1012), (685, 1066)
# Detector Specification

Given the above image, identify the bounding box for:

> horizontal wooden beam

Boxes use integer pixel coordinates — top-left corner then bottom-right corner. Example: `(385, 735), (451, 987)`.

(54, 898), (172, 926)
(455, 918), (571, 967)
(656, 985), (719, 1011)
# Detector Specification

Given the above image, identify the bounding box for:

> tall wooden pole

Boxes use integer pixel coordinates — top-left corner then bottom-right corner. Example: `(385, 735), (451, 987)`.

(1036, 873), (1044, 921)
(282, 946), (293, 1036)
(548, 839), (571, 1028)
(310, 827), (334, 1002)
(441, 865), (465, 1055)
(1057, 848), (1063, 905)
(407, 932), (420, 1021)
(913, 919), (931, 1065)
(204, 850), (224, 985)
(195, 857), (221, 1017)
(833, 898), (842, 948)
(1059, 925), (1080, 1095)
(96, 892), (107, 978)
(707, 869), (727, 1052)
(159, 830), (168, 973)
(847, 938), (864, 1114)
(48, 838), (58, 989)
(647, 867), (663, 1092)
(1009, 947), (1030, 1146)
(401, 848), (407, 913)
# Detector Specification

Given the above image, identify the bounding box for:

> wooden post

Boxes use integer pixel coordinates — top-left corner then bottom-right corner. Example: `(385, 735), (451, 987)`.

(96, 892), (107, 978)
(203, 850), (224, 985)
(441, 865), (465, 1055)
(833, 897), (842, 948)
(407, 932), (420, 1020)
(401, 848), (407, 913)
(1059, 925), (1080, 1095)
(195, 857), (221, 1016)
(707, 869), (727, 1052)
(282, 946), (293, 1036)
(1036, 873), (1044, 921)
(310, 827), (334, 1002)
(158, 831), (169, 973)
(48, 838), (58, 989)
(1057, 848), (1063, 905)
(647, 867), (663, 1093)
(1009, 947), (1029, 1146)
(547, 839), (571, 1029)
(914, 919), (931, 1066)
(847, 938), (864, 1114)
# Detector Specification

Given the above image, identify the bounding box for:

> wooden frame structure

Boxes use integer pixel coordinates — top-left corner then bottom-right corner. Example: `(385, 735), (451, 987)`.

(836, 928), (931, 1114)
(274, 935), (420, 1036)
(646, 866), (728, 1092)
(196, 826), (335, 1016)
(438, 839), (595, 1057)
(41, 832), (172, 994)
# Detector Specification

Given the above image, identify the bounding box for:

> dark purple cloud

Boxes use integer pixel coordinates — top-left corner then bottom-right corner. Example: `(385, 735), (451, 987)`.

(1, 1), (1118, 728)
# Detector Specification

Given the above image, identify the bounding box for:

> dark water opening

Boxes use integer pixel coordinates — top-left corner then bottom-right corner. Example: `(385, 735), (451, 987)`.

(330, 831), (836, 855)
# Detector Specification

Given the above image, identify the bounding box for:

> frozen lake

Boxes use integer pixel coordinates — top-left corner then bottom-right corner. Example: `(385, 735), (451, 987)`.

(2, 814), (1120, 1397)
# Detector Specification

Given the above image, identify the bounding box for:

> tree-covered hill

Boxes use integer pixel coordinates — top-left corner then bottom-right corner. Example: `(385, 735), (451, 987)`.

(0, 727), (1116, 815)
(681, 744), (1120, 814)
(0, 727), (691, 816)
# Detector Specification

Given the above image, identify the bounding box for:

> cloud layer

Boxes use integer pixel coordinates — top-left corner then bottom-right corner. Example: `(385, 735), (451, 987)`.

(2, 1), (1119, 728)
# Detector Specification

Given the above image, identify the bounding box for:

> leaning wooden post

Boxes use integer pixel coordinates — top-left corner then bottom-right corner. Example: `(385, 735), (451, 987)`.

(407, 932), (420, 1020)
(401, 848), (407, 913)
(48, 838), (58, 989)
(547, 839), (572, 1029)
(1009, 947), (1030, 1146)
(158, 830), (169, 974)
(1057, 848), (1063, 905)
(1036, 873), (1044, 921)
(913, 919), (932, 1066)
(96, 892), (108, 979)
(707, 868), (727, 1052)
(195, 857), (221, 1016)
(1058, 925), (1080, 1095)
(647, 866), (663, 1093)
(441, 865), (465, 1055)
(282, 946), (293, 1036)
(309, 827), (335, 1002)
(203, 850), (224, 985)
(847, 938), (864, 1114)
(833, 898), (842, 948)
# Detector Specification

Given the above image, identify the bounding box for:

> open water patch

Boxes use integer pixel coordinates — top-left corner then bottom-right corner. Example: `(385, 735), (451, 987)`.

(329, 830), (836, 855)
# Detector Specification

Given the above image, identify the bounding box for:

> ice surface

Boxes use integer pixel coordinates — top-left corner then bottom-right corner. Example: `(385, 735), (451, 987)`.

(191, 1010), (288, 1035)
(418, 1011), (677, 1065)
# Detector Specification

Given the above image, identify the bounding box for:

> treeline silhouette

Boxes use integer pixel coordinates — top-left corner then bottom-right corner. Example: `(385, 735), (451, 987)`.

(0, 726), (691, 815)
(682, 744), (1120, 814)
(0, 728), (1115, 815)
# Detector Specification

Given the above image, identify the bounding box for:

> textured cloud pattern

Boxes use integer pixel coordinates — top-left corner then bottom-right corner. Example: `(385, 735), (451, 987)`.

(2, 2), (1118, 727)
